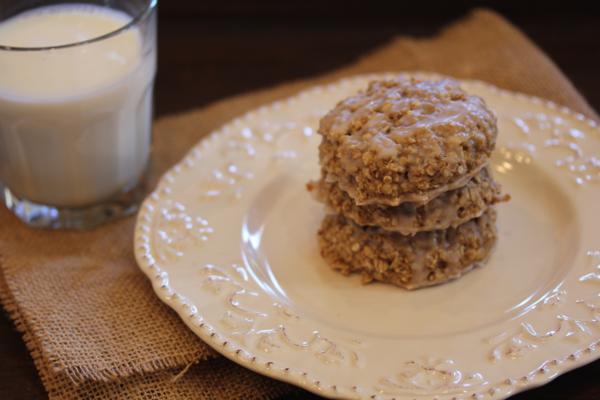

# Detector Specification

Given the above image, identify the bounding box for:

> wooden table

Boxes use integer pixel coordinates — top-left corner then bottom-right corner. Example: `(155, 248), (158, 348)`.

(1, 8), (599, 399)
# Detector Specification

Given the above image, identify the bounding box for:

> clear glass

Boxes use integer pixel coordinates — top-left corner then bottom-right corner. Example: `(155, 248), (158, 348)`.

(0, 0), (157, 229)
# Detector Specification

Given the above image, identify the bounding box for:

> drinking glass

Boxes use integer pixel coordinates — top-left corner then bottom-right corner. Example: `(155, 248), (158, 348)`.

(0, 0), (157, 229)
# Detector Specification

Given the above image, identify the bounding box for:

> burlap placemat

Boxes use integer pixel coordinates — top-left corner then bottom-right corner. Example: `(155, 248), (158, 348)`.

(0, 8), (597, 400)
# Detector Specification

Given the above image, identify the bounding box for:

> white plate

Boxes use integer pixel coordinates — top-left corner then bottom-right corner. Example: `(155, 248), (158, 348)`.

(134, 73), (600, 400)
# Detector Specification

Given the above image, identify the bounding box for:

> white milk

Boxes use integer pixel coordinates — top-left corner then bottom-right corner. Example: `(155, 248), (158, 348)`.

(0, 4), (156, 207)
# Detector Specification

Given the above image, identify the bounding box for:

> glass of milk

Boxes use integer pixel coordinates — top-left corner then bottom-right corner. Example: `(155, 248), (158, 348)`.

(0, 0), (157, 229)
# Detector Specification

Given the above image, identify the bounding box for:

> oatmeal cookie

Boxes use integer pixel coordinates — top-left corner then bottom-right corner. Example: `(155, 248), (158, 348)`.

(310, 167), (507, 235)
(318, 77), (497, 206)
(317, 208), (497, 289)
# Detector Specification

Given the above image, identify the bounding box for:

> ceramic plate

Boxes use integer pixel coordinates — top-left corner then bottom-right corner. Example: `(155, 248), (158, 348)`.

(134, 73), (600, 399)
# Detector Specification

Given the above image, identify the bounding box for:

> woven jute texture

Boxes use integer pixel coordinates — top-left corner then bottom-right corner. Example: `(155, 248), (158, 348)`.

(0, 9), (597, 400)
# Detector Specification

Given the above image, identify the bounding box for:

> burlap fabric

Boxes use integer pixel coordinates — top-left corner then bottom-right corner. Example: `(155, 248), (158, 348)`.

(0, 9), (597, 399)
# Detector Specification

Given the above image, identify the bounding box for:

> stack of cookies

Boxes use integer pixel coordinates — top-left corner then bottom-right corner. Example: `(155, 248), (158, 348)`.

(308, 77), (508, 289)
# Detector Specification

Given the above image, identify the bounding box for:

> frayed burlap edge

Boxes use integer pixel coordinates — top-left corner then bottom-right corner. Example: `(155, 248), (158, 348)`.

(0, 253), (217, 386)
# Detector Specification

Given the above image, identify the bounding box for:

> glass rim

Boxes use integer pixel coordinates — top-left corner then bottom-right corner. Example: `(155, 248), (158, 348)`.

(0, 0), (157, 52)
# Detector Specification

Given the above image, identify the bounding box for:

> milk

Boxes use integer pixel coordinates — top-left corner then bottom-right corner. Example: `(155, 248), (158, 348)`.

(0, 4), (156, 207)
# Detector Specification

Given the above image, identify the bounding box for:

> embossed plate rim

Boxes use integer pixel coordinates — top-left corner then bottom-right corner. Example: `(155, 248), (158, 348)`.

(134, 72), (600, 400)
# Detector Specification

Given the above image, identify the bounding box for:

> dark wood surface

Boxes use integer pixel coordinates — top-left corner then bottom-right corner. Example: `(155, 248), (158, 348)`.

(1, 5), (600, 399)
